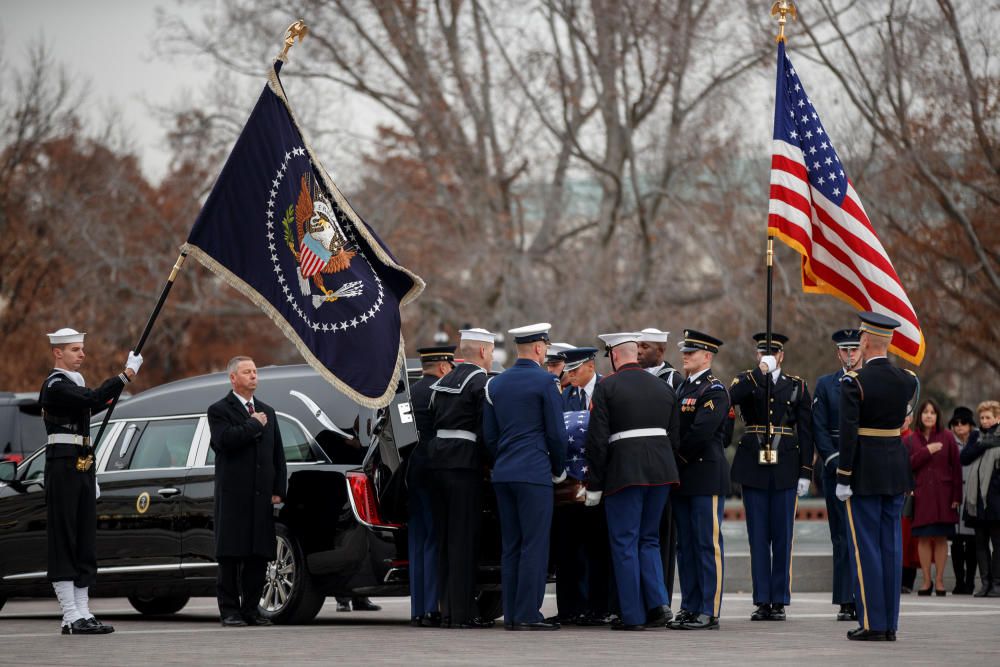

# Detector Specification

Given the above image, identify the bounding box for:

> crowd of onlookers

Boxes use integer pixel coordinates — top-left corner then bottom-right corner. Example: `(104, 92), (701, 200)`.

(900, 400), (1000, 597)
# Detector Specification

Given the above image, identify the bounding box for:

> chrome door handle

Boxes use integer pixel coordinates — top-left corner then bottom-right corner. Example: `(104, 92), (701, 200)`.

(157, 487), (181, 497)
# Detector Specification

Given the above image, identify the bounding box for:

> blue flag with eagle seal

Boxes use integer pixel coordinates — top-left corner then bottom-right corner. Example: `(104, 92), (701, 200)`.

(183, 61), (424, 409)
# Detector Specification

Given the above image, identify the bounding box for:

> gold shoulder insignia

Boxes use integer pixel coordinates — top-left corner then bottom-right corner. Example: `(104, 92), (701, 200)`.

(845, 370), (859, 378)
(730, 377), (739, 387)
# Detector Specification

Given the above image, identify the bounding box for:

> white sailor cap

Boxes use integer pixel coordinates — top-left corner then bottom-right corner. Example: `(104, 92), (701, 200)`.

(508, 322), (551, 344)
(459, 327), (497, 344)
(638, 328), (670, 343)
(597, 332), (642, 355)
(47, 328), (86, 345)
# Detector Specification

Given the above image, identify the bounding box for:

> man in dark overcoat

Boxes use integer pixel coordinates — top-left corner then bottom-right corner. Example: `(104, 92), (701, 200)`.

(208, 355), (287, 627)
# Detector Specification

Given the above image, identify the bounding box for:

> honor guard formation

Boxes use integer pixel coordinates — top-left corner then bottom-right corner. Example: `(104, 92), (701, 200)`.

(42, 311), (1000, 642)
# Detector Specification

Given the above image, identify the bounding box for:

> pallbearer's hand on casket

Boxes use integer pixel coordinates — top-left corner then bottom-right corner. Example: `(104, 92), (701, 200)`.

(584, 490), (602, 507)
(551, 469), (568, 484)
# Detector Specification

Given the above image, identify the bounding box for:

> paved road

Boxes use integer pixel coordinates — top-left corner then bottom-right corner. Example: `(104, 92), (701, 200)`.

(2, 593), (997, 666)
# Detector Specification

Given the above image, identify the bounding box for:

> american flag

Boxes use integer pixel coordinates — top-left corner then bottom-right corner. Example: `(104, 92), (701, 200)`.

(563, 410), (589, 481)
(767, 43), (925, 365)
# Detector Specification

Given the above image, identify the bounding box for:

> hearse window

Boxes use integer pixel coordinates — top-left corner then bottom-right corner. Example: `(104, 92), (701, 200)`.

(19, 450), (46, 482)
(205, 415), (316, 466)
(109, 422), (144, 471)
(279, 416), (317, 463)
(126, 419), (198, 470)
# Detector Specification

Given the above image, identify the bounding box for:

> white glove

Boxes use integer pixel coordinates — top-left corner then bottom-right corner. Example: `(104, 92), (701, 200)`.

(95, 481), (101, 499)
(797, 478), (811, 497)
(759, 355), (778, 373)
(835, 483), (853, 502)
(584, 490), (603, 507)
(126, 351), (143, 375)
(551, 469), (567, 484)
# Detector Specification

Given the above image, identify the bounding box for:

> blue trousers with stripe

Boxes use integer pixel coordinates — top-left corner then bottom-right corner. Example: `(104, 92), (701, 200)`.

(742, 486), (796, 605)
(674, 494), (725, 617)
(493, 482), (553, 625)
(407, 479), (439, 618)
(845, 494), (904, 632)
(822, 466), (855, 605)
(604, 485), (669, 626)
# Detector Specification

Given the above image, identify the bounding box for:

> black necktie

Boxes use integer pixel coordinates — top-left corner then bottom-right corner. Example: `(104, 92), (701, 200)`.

(246, 401), (255, 415)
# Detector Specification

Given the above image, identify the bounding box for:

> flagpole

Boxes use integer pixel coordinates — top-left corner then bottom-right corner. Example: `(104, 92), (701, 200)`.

(761, 0), (797, 465)
(92, 251), (188, 448)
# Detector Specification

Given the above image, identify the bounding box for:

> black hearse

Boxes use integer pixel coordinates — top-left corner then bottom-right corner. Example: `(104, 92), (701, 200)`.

(0, 364), (503, 623)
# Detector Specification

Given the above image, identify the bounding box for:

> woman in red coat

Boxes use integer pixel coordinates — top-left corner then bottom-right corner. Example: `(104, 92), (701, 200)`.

(905, 399), (962, 595)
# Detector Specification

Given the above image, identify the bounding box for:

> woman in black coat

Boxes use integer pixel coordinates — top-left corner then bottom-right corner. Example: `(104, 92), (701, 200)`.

(960, 401), (1000, 597)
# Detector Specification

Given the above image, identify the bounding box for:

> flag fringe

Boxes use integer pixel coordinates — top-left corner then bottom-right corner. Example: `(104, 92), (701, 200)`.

(180, 242), (406, 409)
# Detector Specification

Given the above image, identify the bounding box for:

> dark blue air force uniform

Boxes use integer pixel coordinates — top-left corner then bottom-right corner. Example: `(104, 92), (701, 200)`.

(813, 368), (855, 607)
(483, 358), (567, 627)
(729, 335), (813, 611)
(838, 314), (918, 638)
(407, 370), (441, 623)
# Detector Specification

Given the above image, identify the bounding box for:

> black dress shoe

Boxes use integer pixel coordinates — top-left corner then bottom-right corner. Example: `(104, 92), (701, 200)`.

(886, 630), (896, 641)
(352, 597), (382, 611)
(678, 613), (719, 630)
(61, 618), (108, 635)
(451, 617), (495, 629)
(645, 605), (673, 627)
(611, 620), (646, 631)
(221, 615), (248, 627)
(935, 588), (947, 597)
(750, 604), (772, 621)
(336, 600), (352, 612)
(244, 614), (273, 626)
(666, 609), (695, 629)
(836, 604), (857, 621)
(916, 587), (932, 596)
(847, 627), (887, 641)
(768, 604), (786, 621)
(421, 611), (442, 627)
(83, 617), (115, 634)
(511, 621), (560, 631)
(544, 614), (572, 624)
(411, 617), (423, 627)
(973, 582), (992, 597)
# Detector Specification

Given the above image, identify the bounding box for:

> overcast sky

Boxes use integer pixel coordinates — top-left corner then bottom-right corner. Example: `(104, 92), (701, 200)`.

(2, 0), (210, 181)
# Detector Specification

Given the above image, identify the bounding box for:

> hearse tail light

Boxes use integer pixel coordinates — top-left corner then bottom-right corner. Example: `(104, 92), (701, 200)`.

(346, 471), (401, 529)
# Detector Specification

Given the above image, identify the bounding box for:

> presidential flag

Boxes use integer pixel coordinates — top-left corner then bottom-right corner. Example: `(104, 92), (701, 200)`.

(767, 43), (925, 365)
(183, 61), (424, 408)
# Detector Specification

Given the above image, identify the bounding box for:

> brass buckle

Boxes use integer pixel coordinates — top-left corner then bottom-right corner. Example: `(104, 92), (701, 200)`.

(75, 455), (94, 472)
(758, 448), (779, 465)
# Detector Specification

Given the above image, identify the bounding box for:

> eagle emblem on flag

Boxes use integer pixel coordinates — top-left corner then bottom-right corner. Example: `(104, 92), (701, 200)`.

(282, 173), (362, 306)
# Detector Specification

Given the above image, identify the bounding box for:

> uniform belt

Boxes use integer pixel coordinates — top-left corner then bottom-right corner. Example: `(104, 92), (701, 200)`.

(608, 428), (667, 443)
(745, 426), (794, 436)
(47, 434), (91, 447)
(436, 429), (477, 442)
(858, 427), (901, 437)
(830, 429), (840, 436)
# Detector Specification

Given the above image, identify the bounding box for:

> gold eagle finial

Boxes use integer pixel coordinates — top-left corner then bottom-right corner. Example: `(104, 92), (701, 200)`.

(771, 1), (797, 44)
(278, 19), (309, 62)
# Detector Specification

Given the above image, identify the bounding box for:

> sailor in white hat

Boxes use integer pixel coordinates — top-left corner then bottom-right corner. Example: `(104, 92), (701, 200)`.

(637, 328), (682, 390)
(424, 327), (497, 628)
(482, 322), (567, 630)
(39, 328), (142, 634)
(583, 332), (679, 629)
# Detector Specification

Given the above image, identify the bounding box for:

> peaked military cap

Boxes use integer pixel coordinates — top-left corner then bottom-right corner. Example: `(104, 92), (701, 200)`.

(508, 322), (551, 344)
(752, 332), (789, 353)
(831, 328), (861, 348)
(857, 311), (901, 338)
(678, 329), (723, 354)
(417, 345), (456, 363)
(563, 347), (599, 371)
(545, 342), (575, 364)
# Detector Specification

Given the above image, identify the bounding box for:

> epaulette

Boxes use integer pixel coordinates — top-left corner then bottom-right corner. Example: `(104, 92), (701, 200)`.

(730, 376), (739, 387)
(904, 369), (917, 377)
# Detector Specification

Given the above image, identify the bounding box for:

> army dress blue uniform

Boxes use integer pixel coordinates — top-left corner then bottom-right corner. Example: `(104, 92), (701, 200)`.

(406, 351), (450, 625)
(585, 356), (680, 628)
(729, 335), (813, 617)
(483, 334), (567, 629)
(669, 331), (731, 630)
(426, 361), (491, 627)
(838, 313), (918, 640)
(812, 329), (860, 616)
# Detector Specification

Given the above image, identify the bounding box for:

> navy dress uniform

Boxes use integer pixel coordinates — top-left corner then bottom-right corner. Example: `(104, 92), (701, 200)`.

(812, 329), (860, 619)
(483, 323), (567, 630)
(407, 344), (455, 626)
(585, 332), (680, 630)
(729, 333), (813, 620)
(426, 333), (494, 629)
(837, 312), (918, 641)
(669, 331), (730, 631)
(39, 328), (139, 635)
(638, 327), (682, 608)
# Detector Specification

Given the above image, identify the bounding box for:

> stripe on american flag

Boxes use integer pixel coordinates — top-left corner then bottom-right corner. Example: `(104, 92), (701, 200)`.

(767, 43), (924, 364)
